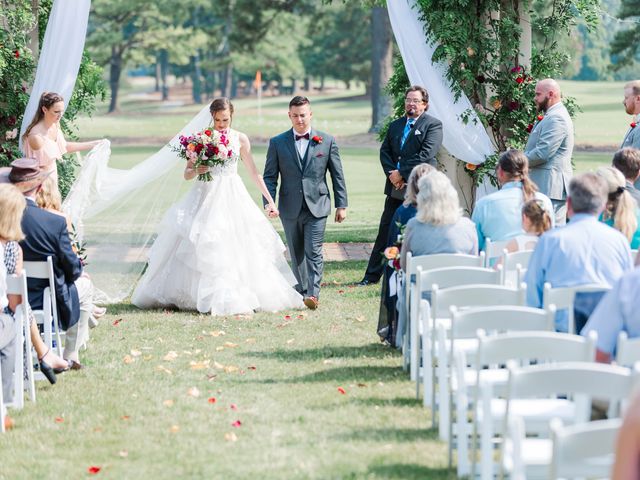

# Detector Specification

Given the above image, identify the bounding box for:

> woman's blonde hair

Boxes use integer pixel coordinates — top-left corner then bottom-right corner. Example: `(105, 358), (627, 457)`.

(0, 184), (26, 241)
(415, 171), (461, 225)
(36, 175), (62, 211)
(597, 166), (638, 242)
(404, 163), (435, 207)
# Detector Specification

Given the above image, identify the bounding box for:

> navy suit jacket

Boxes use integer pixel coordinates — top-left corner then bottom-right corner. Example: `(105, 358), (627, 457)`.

(380, 113), (443, 196)
(19, 198), (82, 331)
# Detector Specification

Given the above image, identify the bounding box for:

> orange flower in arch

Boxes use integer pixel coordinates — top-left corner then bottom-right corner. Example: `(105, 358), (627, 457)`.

(465, 163), (477, 171)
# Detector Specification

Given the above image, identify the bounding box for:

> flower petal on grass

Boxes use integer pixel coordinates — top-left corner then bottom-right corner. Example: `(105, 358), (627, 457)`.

(54, 416), (64, 423)
(224, 432), (238, 442)
(170, 425), (180, 433)
(337, 387), (346, 395)
(207, 397), (217, 404)
(88, 466), (101, 474)
(230, 404), (238, 411)
(162, 399), (174, 407)
(187, 387), (201, 398)
(231, 420), (242, 427)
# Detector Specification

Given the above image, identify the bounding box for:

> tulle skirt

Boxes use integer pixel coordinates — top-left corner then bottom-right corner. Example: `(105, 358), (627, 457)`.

(132, 174), (303, 315)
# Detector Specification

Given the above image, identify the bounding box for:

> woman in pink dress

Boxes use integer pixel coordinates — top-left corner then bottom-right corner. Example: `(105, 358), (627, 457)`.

(21, 92), (101, 186)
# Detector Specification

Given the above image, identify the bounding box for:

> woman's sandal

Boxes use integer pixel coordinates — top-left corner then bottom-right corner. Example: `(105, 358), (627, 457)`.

(38, 349), (57, 385)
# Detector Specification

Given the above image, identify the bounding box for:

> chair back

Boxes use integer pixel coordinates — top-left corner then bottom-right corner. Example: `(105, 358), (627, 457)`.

(484, 238), (509, 267)
(431, 284), (525, 319)
(616, 332), (640, 367)
(543, 282), (611, 334)
(451, 305), (554, 341)
(501, 250), (533, 285)
(549, 418), (620, 480)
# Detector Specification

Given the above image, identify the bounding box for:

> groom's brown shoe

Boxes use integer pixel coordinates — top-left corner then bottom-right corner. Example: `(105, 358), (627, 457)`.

(303, 296), (318, 310)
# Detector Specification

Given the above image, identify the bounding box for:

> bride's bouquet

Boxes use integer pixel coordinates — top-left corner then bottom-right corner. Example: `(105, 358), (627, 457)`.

(173, 129), (233, 181)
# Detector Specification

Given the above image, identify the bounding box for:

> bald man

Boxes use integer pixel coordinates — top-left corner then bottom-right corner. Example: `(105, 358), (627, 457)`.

(524, 79), (574, 225)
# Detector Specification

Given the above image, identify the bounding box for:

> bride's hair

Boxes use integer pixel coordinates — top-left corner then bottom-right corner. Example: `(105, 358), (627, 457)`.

(22, 91), (64, 141)
(209, 97), (234, 116)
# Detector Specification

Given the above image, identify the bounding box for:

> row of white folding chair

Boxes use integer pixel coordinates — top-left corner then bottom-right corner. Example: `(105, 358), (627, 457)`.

(548, 417), (621, 480)
(413, 283), (526, 433)
(23, 257), (63, 357)
(408, 265), (502, 383)
(463, 330), (595, 479)
(616, 332), (640, 367)
(501, 361), (638, 479)
(438, 306), (556, 474)
(402, 252), (485, 374)
(483, 238), (510, 268)
(542, 282), (611, 334)
(1, 272), (36, 432)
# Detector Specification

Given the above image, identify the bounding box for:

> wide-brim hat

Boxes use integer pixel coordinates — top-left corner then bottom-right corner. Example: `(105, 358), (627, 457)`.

(0, 157), (52, 193)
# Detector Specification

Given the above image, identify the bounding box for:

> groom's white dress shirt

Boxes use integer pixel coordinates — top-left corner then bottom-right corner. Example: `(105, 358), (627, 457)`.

(294, 130), (310, 158)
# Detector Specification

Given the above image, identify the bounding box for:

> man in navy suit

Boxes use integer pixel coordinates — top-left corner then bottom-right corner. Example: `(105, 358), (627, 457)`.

(0, 158), (89, 368)
(359, 85), (443, 285)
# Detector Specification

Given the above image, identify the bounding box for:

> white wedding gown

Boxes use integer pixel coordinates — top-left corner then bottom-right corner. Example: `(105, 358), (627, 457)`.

(131, 129), (303, 315)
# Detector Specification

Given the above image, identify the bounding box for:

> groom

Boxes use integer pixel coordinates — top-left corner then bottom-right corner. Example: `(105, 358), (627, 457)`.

(263, 96), (348, 310)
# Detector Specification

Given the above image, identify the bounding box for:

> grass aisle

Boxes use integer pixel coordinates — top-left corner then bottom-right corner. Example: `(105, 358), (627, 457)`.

(0, 261), (447, 479)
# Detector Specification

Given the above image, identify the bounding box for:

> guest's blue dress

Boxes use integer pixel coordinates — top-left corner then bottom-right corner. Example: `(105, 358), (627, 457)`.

(377, 204), (417, 344)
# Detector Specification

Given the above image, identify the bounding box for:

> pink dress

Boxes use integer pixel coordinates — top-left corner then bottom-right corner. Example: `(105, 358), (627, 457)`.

(23, 127), (67, 182)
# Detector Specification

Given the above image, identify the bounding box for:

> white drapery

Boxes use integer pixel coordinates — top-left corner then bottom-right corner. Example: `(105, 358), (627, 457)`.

(387, 0), (495, 165)
(19, 0), (91, 149)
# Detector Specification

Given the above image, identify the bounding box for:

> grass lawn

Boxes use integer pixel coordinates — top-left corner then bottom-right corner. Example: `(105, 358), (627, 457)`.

(0, 262), (449, 479)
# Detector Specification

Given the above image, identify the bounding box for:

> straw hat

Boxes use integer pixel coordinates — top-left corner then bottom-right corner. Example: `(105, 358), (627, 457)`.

(0, 157), (52, 192)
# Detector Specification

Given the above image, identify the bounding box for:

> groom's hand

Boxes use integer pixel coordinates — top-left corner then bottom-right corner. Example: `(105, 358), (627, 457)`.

(335, 208), (347, 223)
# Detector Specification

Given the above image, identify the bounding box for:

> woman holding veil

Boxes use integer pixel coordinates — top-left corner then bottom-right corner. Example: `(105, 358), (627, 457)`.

(132, 98), (303, 315)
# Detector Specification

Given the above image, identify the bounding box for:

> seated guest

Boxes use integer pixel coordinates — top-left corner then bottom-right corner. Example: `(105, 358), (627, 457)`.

(377, 163), (435, 345)
(596, 166), (640, 249)
(396, 171), (478, 347)
(504, 198), (553, 254)
(36, 176), (105, 324)
(0, 158), (91, 369)
(472, 149), (553, 252)
(0, 184), (27, 430)
(581, 266), (640, 363)
(525, 172), (633, 333)
(612, 147), (640, 206)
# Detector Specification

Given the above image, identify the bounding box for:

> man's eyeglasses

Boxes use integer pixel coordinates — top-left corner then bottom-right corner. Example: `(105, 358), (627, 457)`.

(405, 98), (424, 104)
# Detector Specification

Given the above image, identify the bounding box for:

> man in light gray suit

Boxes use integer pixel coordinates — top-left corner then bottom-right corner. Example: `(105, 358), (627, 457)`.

(621, 81), (640, 189)
(263, 96), (348, 310)
(524, 78), (574, 225)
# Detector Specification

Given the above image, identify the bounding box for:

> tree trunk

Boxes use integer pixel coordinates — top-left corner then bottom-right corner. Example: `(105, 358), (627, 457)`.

(155, 55), (161, 92)
(304, 76), (313, 91)
(159, 49), (169, 100)
(517, 0), (532, 69)
(369, 6), (393, 133)
(28, 0), (39, 62)
(222, 63), (233, 98)
(108, 47), (122, 113)
(191, 51), (202, 104)
(291, 78), (298, 93)
(320, 75), (325, 91)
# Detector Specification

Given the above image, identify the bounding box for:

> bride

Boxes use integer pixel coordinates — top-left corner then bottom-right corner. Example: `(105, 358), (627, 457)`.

(132, 98), (303, 315)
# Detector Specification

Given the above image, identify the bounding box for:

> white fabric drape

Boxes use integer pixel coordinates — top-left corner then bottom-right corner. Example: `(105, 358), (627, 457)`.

(19, 0), (91, 150)
(387, 0), (495, 165)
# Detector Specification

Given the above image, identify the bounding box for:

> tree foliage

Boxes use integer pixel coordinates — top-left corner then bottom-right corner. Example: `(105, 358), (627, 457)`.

(610, 0), (640, 70)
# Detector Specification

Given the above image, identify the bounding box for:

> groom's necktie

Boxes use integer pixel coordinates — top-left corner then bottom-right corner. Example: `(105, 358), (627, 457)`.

(401, 119), (415, 148)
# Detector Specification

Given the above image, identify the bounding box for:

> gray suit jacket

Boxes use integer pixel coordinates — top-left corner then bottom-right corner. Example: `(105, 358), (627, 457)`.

(524, 102), (574, 201)
(621, 116), (640, 150)
(263, 128), (348, 220)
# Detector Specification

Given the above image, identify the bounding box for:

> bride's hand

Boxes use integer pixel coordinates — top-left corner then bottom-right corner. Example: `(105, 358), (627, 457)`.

(195, 165), (210, 175)
(266, 203), (279, 218)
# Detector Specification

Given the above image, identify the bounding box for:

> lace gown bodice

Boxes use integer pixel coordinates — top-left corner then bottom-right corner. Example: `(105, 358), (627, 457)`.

(210, 129), (240, 177)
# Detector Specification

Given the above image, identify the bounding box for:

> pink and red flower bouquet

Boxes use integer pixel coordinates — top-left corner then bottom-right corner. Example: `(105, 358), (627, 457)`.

(173, 129), (233, 182)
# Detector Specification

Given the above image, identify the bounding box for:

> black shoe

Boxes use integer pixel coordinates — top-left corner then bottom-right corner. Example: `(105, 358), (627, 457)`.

(39, 360), (57, 385)
(357, 278), (379, 286)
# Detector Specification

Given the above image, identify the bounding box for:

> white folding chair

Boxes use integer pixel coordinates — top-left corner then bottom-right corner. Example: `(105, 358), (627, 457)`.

(3, 271), (36, 410)
(548, 417), (620, 479)
(500, 249), (533, 286)
(472, 330), (594, 480)
(615, 331), (640, 367)
(483, 237), (509, 267)
(408, 266), (502, 384)
(442, 306), (555, 476)
(423, 283), (526, 435)
(500, 362), (638, 480)
(543, 282), (611, 334)
(402, 252), (484, 372)
(23, 257), (63, 357)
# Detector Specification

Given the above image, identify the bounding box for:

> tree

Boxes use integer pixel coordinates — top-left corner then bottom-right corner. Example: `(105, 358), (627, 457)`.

(369, 6), (393, 132)
(610, 0), (640, 70)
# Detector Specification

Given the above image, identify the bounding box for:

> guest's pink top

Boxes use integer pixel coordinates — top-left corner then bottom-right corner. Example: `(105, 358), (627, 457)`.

(23, 128), (67, 171)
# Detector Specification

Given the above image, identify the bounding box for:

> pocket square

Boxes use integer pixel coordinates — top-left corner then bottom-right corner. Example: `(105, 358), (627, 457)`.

(315, 153), (324, 158)
(414, 129), (422, 135)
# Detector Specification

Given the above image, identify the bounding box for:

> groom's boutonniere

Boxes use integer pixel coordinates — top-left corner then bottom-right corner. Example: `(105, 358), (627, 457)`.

(312, 135), (323, 145)
(631, 121), (637, 129)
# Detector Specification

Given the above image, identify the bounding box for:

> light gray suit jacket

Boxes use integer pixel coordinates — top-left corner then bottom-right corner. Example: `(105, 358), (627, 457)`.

(621, 115), (640, 150)
(524, 102), (574, 201)
(263, 128), (348, 220)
